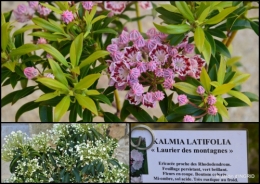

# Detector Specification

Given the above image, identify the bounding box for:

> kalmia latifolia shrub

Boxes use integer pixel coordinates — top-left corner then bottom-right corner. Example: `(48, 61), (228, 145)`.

(1, 124), (128, 183)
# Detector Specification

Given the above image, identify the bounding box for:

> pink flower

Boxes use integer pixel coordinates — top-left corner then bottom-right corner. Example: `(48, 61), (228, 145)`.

(163, 78), (174, 89)
(177, 35), (188, 49)
(207, 95), (217, 105)
(107, 44), (118, 53)
(147, 61), (157, 72)
(129, 30), (141, 41)
(136, 62), (147, 73)
(128, 68), (141, 80)
(146, 28), (158, 38)
(149, 44), (169, 65)
(46, 53), (53, 59)
(13, 4), (35, 23)
(82, 1), (93, 10)
(104, 1), (126, 14)
(134, 35), (146, 48)
(153, 91), (165, 101)
(138, 1), (153, 10)
(37, 38), (47, 44)
(111, 51), (124, 62)
(123, 46), (142, 66)
(24, 67), (39, 79)
(178, 94), (189, 106)
(28, 1), (39, 10)
(207, 105), (218, 116)
(126, 91), (143, 105)
(171, 55), (191, 76)
(197, 86), (205, 95)
(163, 68), (174, 79)
(37, 5), (51, 16)
(188, 55), (206, 79)
(130, 83), (144, 96)
(61, 10), (74, 24)
(142, 92), (156, 108)
(119, 30), (129, 44)
(45, 73), (54, 79)
(155, 68), (164, 77)
(169, 47), (178, 57)
(183, 115), (195, 122)
(184, 43), (194, 54)
(146, 39), (158, 51)
(110, 61), (130, 87)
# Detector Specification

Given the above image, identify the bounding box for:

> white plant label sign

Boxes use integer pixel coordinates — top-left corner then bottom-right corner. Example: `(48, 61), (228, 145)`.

(131, 130), (248, 183)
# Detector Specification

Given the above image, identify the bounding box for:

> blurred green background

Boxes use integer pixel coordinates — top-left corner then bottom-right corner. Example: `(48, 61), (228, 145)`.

(130, 123), (259, 183)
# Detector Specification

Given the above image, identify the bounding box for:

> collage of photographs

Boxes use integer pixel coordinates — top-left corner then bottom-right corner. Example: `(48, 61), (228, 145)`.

(1, 1), (259, 183)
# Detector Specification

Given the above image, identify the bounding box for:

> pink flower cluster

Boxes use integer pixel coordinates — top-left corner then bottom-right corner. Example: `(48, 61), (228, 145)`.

(82, 1), (152, 15)
(106, 29), (206, 108)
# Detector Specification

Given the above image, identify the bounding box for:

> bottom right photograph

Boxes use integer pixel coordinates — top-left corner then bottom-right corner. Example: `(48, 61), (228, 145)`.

(130, 123), (258, 183)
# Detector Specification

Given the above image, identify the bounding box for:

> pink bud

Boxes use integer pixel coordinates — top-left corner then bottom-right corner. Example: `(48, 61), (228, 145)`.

(61, 10), (74, 24)
(207, 95), (217, 105)
(183, 115), (195, 122)
(207, 105), (218, 116)
(178, 94), (189, 106)
(24, 67), (39, 79)
(37, 38), (47, 44)
(196, 86), (205, 95)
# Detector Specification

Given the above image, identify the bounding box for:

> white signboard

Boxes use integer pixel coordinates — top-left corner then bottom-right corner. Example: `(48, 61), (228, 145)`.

(131, 130), (248, 183)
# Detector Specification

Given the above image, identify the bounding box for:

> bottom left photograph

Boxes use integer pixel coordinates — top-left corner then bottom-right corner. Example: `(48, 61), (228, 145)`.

(1, 123), (129, 183)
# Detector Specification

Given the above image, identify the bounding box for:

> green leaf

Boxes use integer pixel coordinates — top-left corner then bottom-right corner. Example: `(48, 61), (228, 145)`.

(153, 23), (191, 34)
(91, 15), (107, 25)
(194, 26), (205, 53)
(40, 3), (63, 14)
(1, 22), (10, 51)
(103, 112), (121, 122)
(69, 103), (77, 122)
(231, 19), (251, 31)
(79, 50), (110, 68)
(215, 39), (231, 58)
(54, 95), (70, 122)
(202, 38), (211, 64)
(229, 73), (250, 86)
(204, 31), (216, 56)
(12, 25), (41, 37)
(217, 56), (226, 85)
(75, 94), (98, 115)
(35, 92), (58, 102)
(215, 101), (229, 119)
(120, 100), (131, 121)
(72, 168), (81, 182)
(15, 101), (40, 122)
(228, 90), (252, 106)
(157, 115), (168, 122)
(243, 92), (258, 102)
(212, 83), (235, 95)
(12, 86), (36, 105)
(70, 33), (83, 67)
(38, 44), (69, 67)
(249, 21), (259, 36)
(74, 74), (101, 90)
(169, 34), (185, 46)
(210, 81), (221, 87)
(160, 4), (180, 13)
(32, 17), (64, 33)
(226, 56), (241, 66)
(39, 105), (53, 122)
(126, 106), (154, 122)
(93, 28), (118, 35)
(205, 7), (237, 25)
(198, 6), (211, 22)
(175, 1), (194, 22)
(48, 58), (68, 87)
(83, 109), (93, 122)
(30, 32), (65, 41)
(10, 44), (39, 57)
(36, 78), (69, 92)
(90, 94), (112, 106)
(207, 29), (227, 38)
(173, 82), (199, 96)
(200, 67), (211, 92)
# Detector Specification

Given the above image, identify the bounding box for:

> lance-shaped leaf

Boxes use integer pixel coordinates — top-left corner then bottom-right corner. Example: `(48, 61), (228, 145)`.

(54, 96), (70, 122)
(32, 17), (64, 33)
(160, 4), (180, 13)
(212, 83), (235, 95)
(194, 26), (205, 53)
(215, 101), (229, 119)
(13, 25), (41, 37)
(1, 22), (10, 51)
(202, 38), (211, 64)
(35, 92), (58, 102)
(79, 50), (110, 68)
(173, 82), (199, 96)
(30, 32), (65, 41)
(74, 74), (101, 90)
(48, 59), (68, 87)
(157, 115), (168, 122)
(37, 78), (69, 92)
(198, 6), (211, 23)
(205, 6), (237, 25)
(38, 44), (69, 67)
(217, 56), (226, 85)
(228, 90), (252, 106)
(229, 73), (250, 86)
(175, 1), (194, 22)
(153, 23), (191, 34)
(75, 94), (98, 115)
(70, 33), (83, 67)
(226, 56), (241, 66)
(10, 44), (39, 57)
(40, 3), (63, 14)
(200, 67), (211, 93)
